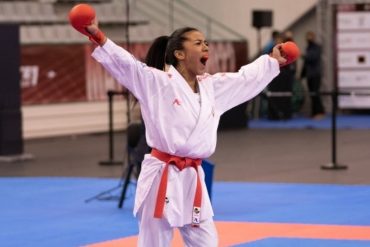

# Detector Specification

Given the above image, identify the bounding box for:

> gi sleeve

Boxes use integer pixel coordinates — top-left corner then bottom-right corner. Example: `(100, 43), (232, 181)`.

(91, 39), (166, 104)
(212, 54), (280, 114)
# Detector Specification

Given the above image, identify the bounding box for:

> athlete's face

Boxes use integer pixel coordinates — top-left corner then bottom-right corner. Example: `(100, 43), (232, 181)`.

(178, 31), (209, 76)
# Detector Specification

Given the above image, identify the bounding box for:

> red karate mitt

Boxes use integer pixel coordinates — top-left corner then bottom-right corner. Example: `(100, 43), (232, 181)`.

(68, 4), (106, 45)
(280, 41), (300, 67)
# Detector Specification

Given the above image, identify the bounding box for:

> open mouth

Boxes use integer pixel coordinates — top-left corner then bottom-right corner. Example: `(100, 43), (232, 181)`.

(200, 55), (208, 66)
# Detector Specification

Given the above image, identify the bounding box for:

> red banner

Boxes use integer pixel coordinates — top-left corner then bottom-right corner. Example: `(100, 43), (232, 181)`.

(21, 41), (247, 105)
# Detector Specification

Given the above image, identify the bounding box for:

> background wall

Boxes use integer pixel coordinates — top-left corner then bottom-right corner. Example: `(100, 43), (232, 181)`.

(1, 0), (322, 140)
(185, 0), (318, 58)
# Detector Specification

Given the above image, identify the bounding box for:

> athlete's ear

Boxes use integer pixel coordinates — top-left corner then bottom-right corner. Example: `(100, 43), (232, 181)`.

(174, 50), (185, 60)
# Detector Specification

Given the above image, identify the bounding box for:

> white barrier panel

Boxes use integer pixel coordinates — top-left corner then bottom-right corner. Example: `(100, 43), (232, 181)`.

(336, 5), (370, 109)
(22, 101), (137, 139)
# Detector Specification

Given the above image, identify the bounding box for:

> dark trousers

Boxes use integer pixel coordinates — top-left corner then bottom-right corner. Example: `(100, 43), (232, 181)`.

(267, 68), (293, 120)
(307, 75), (325, 116)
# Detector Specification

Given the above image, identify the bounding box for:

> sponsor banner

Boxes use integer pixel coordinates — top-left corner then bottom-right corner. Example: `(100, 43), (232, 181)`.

(337, 51), (370, 69)
(337, 12), (370, 30)
(337, 32), (370, 50)
(21, 41), (247, 105)
(21, 44), (86, 105)
(336, 4), (370, 109)
(338, 70), (370, 88)
(339, 94), (370, 108)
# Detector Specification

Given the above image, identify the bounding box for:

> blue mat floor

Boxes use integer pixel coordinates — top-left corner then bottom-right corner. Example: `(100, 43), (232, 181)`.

(249, 115), (370, 129)
(235, 238), (370, 247)
(1, 178), (370, 246)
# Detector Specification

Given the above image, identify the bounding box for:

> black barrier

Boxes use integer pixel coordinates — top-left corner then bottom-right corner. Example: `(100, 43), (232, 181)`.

(0, 24), (23, 156)
(86, 90), (134, 203)
(99, 90), (129, 166)
(118, 122), (148, 208)
(321, 90), (347, 170)
(260, 90), (370, 171)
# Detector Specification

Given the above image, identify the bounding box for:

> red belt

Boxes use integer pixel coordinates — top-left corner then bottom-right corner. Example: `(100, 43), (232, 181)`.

(151, 148), (202, 226)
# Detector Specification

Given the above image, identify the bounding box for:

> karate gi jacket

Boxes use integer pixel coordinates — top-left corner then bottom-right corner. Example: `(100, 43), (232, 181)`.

(92, 39), (280, 227)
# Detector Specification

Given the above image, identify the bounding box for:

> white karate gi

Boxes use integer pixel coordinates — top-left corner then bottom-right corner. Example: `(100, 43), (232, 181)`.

(92, 39), (280, 247)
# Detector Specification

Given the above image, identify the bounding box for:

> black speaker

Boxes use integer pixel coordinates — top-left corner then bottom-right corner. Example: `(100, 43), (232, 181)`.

(252, 10), (273, 29)
(0, 24), (23, 155)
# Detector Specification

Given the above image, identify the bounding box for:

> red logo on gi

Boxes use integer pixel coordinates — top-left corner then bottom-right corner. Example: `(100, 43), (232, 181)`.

(173, 98), (181, 106)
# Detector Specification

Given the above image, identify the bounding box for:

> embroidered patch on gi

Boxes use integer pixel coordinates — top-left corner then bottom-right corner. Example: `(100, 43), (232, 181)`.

(173, 98), (181, 106)
(192, 206), (201, 226)
(197, 73), (210, 82)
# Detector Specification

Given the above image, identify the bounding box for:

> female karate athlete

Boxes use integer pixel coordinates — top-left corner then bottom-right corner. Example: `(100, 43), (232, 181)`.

(70, 9), (287, 247)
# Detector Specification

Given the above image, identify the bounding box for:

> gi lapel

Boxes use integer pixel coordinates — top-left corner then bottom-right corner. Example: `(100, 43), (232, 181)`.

(168, 66), (201, 119)
(182, 80), (214, 152)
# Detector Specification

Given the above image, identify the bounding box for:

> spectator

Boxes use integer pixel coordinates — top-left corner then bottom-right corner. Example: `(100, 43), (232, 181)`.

(301, 31), (325, 119)
(267, 30), (296, 120)
(262, 30), (282, 54)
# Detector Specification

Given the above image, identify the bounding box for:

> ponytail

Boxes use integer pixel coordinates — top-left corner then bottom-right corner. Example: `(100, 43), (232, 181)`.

(145, 35), (169, 70)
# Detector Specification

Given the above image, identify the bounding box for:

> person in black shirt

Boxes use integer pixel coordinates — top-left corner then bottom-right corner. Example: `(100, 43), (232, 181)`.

(301, 31), (325, 119)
